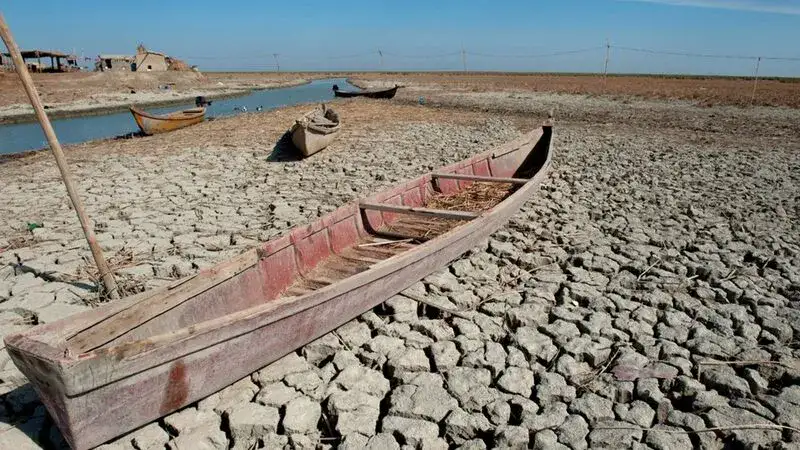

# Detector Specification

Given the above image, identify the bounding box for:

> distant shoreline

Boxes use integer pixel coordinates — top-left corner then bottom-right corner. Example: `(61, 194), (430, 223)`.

(0, 79), (311, 125)
(205, 70), (800, 82)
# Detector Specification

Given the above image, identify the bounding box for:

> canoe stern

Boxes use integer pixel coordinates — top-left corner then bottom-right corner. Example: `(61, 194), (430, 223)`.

(4, 334), (77, 446)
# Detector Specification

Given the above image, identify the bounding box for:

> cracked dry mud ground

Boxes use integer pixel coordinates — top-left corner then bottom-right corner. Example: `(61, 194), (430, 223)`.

(1, 93), (799, 449)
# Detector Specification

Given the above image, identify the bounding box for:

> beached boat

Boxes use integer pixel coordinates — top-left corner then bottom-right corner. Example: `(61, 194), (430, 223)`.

(290, 104), (341, 157)
(129, 106), (206, 135)
(4, 122), (553, 450)
(333, 84), (399, 99)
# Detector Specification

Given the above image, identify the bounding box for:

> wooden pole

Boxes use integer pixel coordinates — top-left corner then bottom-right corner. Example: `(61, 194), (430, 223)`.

(751, 56), (761, 105)
(0, 13), (119, 299)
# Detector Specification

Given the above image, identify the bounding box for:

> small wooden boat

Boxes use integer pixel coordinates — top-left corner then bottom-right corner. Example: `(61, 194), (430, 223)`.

(4, 122), (553, 450)
(333, 84), (399, 99)
(129, 106), (206, 135)
(290, 104), (341, 157)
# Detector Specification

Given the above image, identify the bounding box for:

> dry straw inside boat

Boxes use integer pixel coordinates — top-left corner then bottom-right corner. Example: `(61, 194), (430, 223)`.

(426, 181), (516, 212)
(384, 182), (517, 240)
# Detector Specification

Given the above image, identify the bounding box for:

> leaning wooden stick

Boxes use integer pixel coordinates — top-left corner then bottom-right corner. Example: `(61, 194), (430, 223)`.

(399, 291), (473, 319)
(0, 13), (119, 298)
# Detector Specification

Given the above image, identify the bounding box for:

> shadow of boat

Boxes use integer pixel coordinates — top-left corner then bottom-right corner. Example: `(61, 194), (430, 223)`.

(0, 382), (69, 448)
(111, 130), (147, 141)
(266, 131), (304, 162)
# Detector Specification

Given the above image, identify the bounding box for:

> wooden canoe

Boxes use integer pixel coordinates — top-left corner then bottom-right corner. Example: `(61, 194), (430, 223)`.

(290, 104), (341, 157)
(129, 106), (205, 135)
(4, 123), (553, 450)
(333, 84), (399, 99)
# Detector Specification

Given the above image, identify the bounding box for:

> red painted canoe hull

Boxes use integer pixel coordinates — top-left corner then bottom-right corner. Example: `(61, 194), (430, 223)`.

(4, 124), (552, 449)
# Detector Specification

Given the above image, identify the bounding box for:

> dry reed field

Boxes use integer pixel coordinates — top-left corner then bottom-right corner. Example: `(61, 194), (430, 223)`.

(352, 72), (800, 108)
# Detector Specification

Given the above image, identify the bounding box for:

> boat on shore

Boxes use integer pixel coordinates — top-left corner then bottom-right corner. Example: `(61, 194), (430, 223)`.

(333, 84), (399, 99)
(290, 104), (341, 157)
(4, 122), (553, 450)
(129, 106), (206, 135)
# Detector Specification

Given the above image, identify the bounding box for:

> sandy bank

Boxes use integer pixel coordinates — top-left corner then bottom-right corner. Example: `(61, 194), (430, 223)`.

(0, 78), (309, 124)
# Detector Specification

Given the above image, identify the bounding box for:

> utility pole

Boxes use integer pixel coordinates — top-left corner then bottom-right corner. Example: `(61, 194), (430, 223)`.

(461, 43), (467, 72)
(751, 56), (761, 104)
(273, 53), (280, 72)
(378, 49), (384, 70)
(603, 38), (610, 79)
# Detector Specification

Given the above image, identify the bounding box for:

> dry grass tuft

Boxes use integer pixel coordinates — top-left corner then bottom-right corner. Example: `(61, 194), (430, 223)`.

(4, 234), (35, 251)
(74, 248), (147, 305)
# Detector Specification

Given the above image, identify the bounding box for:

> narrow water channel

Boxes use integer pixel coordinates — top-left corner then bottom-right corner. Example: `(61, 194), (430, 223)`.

(0, 78), (355, 155)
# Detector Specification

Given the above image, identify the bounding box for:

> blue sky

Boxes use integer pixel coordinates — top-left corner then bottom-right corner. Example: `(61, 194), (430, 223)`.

(2, 0), (799, 75)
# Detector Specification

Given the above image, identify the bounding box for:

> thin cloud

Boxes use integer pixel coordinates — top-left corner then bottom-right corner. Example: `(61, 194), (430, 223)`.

(624, 0), (800, 14)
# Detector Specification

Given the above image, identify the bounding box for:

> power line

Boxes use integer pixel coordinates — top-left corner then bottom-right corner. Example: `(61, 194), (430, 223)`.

(314, 51), (376, 60)
(612, 45), (800, 62)
(467, 47), (605, 59)
(185, 55), (257, 60)
(184, 46), (800, 65)
(184, 51), (376, 61)
(380, 51), (461, 59)
(184, 43), (800, 77)
(761, 55), (800, 62)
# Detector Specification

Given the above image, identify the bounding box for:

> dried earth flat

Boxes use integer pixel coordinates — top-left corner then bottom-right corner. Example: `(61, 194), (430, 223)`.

(0, 87), (799, 449)
(4, 70), (798, 117)
(352, 72), (800, 108)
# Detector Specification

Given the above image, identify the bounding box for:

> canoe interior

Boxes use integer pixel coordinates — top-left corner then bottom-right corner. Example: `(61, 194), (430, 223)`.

(58, 127), (550, 359)
(301, 104), (340, 128)
(132, 107), (205, 121)
(283, 182), (511, 296)
(167, 108), (205, 119)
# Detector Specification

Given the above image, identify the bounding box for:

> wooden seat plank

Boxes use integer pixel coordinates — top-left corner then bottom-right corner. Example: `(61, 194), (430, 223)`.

(432, 172), (529, 185)
(359, 202), (479, 221)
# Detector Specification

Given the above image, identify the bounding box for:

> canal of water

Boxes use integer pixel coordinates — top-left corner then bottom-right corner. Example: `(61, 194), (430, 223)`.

(0, 78), (355, 155)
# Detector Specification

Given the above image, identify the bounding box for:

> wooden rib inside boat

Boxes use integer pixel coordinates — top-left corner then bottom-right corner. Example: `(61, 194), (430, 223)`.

(4, 122), (553, 450)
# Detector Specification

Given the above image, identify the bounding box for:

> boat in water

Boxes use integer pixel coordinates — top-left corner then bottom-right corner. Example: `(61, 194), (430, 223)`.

(129, 106), (206, 135)
(290, 104), (341, 157)
(4, 122), (553, 450)
(332, 84), (399, 99)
